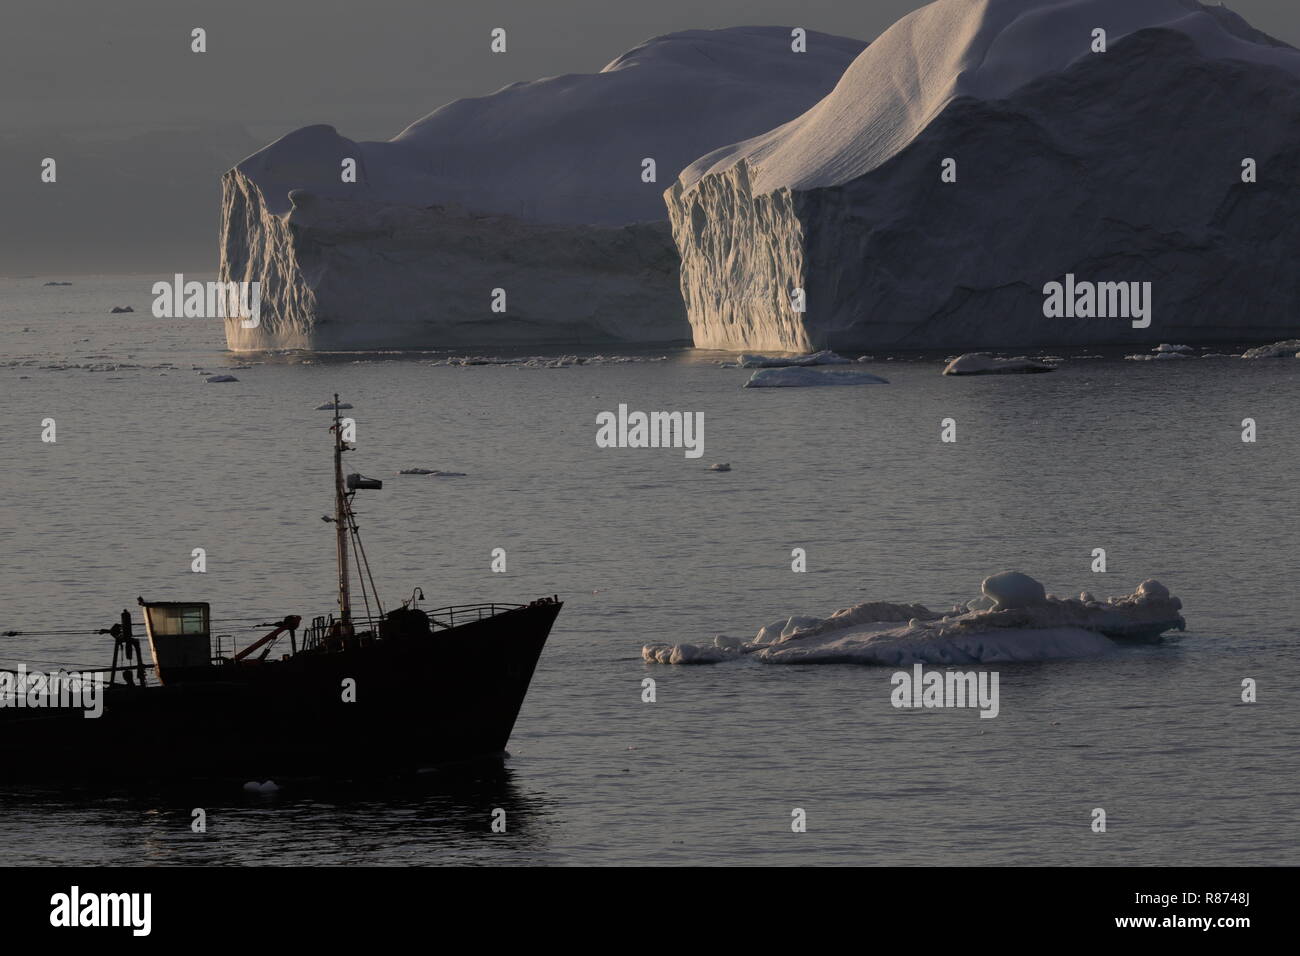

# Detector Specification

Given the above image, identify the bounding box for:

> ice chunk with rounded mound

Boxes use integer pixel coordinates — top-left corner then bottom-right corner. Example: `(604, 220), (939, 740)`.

(1241, 339), (1300, 358)
(642, 573), (1185, 665)
(943, 353), (1055, 375)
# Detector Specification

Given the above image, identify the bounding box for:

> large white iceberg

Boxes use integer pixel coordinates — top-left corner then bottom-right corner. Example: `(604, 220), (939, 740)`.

(667, 0), (1300, 352)
(220, 27), (865, 351)
(643, 572), (1186, 666)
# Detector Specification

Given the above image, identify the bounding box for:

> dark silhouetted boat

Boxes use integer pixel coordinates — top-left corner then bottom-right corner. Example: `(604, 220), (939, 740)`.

(0, 396), (561, 781)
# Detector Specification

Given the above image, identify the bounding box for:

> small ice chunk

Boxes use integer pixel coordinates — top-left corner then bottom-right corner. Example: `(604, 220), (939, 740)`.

(738, 350), (850, 368)
(641, 642), (731, 665)
(1153, 343), (1193, 353)
(780, 615), (824, 638)
(1134, 579), (1169, 602)
(943, 353), (1054, 375)
(981, 570), (1047, 610)
(743, 367), (888, 388)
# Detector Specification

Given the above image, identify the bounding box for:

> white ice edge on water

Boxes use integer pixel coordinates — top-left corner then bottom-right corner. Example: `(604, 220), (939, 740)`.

(942, 352), (1055, 375)
(1241, 339), (1300, 358)
(742, 366), (890, 387)
(737, 350), (851, 368)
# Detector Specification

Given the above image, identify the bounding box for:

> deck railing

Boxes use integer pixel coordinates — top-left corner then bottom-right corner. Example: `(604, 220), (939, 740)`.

(422, 603), (525, 630)
(295, 602), (526, 648)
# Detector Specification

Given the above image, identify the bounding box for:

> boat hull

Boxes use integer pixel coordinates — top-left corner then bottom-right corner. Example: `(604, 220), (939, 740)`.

(0, 601), (560, 782)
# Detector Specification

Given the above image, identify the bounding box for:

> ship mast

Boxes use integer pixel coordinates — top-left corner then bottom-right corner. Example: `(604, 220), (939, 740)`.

(332, 394), (352, 635)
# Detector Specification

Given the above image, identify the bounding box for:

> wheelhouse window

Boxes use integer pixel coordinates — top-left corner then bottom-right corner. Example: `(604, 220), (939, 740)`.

(141, 602), (212, 678)
(146, 605), (209, 637)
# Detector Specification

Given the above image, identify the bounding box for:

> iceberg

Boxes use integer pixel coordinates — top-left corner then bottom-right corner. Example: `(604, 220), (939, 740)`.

(667, 0), (1300, 352)
(220, 27), (865, 351)
(642, 572), (1185, 665)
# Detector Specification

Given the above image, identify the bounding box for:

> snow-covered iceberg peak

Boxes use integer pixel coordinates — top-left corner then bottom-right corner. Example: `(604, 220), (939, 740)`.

(668, 0), (1300, 352)
(642, 572), (1186, 666)
(679, 0), (1300, 196)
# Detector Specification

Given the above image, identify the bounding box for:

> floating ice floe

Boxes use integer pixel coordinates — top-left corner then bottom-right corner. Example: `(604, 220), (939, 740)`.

(1154, 343), (1194, 353)
(1125, 352), (1185, 361)
(432, 354), (668, 368)
(942, 353), (1055, 375)
(737, 350), (850, 368)
(1240, 339), (1300, 359)
(743, 367), (889, 388)
(643, 571), (1185, 666)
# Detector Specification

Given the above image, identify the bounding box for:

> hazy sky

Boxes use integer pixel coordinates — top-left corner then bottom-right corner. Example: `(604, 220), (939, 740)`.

(3, 0), (1297, 274)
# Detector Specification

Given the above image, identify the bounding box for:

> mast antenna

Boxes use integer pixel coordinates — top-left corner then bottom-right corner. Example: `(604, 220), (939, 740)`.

(332, 393), (352, 635)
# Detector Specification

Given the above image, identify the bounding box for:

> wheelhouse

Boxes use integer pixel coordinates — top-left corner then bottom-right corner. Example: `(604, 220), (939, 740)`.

(140, 601), (211, 681)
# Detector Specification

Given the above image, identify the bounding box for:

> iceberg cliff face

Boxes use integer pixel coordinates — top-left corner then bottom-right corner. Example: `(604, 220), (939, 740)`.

(220, 27), (866, 350)
(667, 0), (1300, 352)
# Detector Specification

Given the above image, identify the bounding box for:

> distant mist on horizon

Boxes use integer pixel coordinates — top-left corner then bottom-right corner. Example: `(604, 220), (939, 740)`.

(3, 0), (1297, 276)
